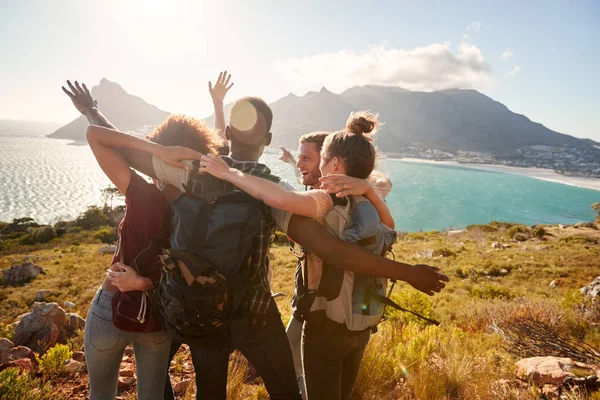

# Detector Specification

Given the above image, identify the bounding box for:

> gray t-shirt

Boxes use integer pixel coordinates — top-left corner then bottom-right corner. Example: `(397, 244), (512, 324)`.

(152, 156), (294, 232)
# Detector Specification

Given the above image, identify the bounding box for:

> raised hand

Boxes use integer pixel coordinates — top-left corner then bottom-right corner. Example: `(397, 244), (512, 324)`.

(156, 145), (204, 170)
(279, 146), (295, 164)
(62, 80), (97, 115)
(208, 71), (234, 104)
(407, 264), (450, 296)
(319, 174), (373, 197)
(199, 154), (235, 180)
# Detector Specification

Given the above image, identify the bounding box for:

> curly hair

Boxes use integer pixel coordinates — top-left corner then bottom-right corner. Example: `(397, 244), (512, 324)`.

(146, 114), (224, 155)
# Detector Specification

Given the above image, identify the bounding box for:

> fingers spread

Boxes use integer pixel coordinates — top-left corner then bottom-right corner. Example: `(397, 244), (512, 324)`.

(62, 86), (74, 98)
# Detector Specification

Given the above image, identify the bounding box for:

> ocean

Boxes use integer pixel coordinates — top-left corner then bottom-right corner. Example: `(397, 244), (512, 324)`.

(0, 125), (598, 232)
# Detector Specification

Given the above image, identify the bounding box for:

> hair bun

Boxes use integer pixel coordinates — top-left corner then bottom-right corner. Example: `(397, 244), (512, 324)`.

(346, 111), (379, 136)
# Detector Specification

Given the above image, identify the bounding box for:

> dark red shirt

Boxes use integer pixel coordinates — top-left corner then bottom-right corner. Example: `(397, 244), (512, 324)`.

(111, 171), (169, 283)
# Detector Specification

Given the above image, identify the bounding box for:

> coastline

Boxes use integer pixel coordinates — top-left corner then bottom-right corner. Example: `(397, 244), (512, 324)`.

(390, 157), (600, 192)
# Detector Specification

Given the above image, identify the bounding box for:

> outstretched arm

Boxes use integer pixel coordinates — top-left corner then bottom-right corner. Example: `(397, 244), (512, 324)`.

(199, 154), (321, 217)
(279, 146), (303, 185)
(320, 174), (395, 229)
(286, 215), (448, 296)
(62, 80), (116, 130)
(208, 71), (234, 141)
(85, 126), (204, 179)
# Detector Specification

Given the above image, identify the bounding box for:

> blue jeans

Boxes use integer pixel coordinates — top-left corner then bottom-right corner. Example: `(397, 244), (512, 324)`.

(84, 288), (171, 400)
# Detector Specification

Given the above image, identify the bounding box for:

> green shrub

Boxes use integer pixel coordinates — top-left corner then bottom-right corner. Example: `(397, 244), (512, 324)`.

(466, 224), (497, 233)
(489, 221), (517, 230)
(433, 247), (455, 257)
(560, 235), (598, 245)
(19, 226), (56, 245)
(388, 287), (435, 326)
(0, 368), (56, 400)
(507, 225), (529, 240)
(39, 344), (72, 377)
(470, 283), (513, 300)
(0, 323), (15, 341)
(531, 225), (547, 238)
(94, 226), (117, 244)
(75, 206), (110, 230)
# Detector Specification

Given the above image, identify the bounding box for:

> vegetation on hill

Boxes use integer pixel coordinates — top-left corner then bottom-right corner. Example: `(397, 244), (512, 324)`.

(1, 207), (600, 398)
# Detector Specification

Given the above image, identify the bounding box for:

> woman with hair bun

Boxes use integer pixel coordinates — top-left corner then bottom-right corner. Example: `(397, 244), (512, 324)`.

(199, 111), (396, 399)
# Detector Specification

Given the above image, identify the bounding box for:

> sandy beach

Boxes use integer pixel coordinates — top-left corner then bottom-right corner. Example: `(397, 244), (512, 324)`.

(393, 158), (600, 192)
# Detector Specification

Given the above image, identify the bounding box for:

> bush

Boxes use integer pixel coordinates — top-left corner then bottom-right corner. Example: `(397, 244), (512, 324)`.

(0, 368), (56, 400)
(19, 226), (56, 245)
(507, 225), (529, 240)
(466, 224), (497, 233)
(94, 226), (117, 244)
(39, 344), (72, 378)
(470, 283), (513, 300)
(388, 287), (435, 326)
(560, 235), (599, 245)
(432, 247), (456, 257)
(403, 230), (441, 241)
(75, 206), (110, 230)
(531, 225), (546, 238)
(593, 203), (600, 223)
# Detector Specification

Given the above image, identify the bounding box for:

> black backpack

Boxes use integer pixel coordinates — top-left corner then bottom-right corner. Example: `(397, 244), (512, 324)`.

(155, 160), (279, 348)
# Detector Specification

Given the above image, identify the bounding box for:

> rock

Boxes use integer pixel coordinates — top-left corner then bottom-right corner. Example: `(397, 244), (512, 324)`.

(64, 313), (85, 335)
(120, 367), (135, 377)
(174, 379), (193, 396)
(72, 351), (85, 362)
(513, 233), (529, 242)
(0, 338), (38, 367)
(64, 301), (76, 309)
(491, 242), (510, 249)
(0, 358), (34, 374)
(118, 376), (136, 388)
(99, 244), (118, 255)
(575, 221), (597, 229)
(12, 302), (66, 354)
(2, 262), (44, 285)
(447, 229), (466, 235)
(549, 280), (558, 288)
(515, 357), (598, 386)
(35, 290), (52, 302)
(63, 359), (86, 374)
(558, 224), (565, 229)
(580, 277), (600, 299)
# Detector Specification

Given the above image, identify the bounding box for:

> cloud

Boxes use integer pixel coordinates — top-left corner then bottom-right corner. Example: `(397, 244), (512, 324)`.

(505, 65), (520, 77)
(462, 33), (469, 40)
(502, 49), (514, 59)
(271, 43), (493, 93)
(466, 21), (482, 33)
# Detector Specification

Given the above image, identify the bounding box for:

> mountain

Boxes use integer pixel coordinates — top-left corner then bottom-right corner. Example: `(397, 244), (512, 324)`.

(266, 85), (592, 154)
(48, 79), (170, 141)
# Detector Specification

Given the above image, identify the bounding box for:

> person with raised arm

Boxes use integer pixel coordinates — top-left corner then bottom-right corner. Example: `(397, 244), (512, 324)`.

(62, 81), (222, 400)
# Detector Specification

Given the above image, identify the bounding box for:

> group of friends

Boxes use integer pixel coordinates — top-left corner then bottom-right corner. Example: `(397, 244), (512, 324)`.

(61, 71), (449, 400)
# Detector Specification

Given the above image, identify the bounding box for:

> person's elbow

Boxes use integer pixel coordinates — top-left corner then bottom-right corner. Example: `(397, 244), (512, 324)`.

(85, 126), (101, 144)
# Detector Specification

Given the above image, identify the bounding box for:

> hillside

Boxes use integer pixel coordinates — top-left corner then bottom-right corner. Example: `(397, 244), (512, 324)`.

(48, 79), (170, 141)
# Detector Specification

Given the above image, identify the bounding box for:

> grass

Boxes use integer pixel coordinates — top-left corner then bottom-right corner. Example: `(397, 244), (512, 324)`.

(1, 222), (600, 398)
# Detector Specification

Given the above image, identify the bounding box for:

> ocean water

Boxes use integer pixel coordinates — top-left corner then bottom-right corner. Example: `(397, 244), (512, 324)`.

(0, 127), (598, 231)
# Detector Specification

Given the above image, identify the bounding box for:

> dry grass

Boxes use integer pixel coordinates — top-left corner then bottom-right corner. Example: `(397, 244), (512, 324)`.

(1, 223), (600, 398)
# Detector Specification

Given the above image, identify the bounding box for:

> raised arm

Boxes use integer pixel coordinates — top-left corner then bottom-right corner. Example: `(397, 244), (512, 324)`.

(208, 71), (234, 141)
(62, 80), (116, 130)
(279, 146), (303, 185)
(319, 174), (395, 229)
(199, 154), (321, 217)
(85, 126), (204, 179)
(287, 215), (448, 295)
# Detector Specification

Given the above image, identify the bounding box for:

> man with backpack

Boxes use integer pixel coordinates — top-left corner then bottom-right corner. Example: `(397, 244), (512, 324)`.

(86, 95), (449, 399)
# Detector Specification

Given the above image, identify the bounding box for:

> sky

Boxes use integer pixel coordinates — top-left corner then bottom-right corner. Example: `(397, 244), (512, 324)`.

(1, 0), (599, 140)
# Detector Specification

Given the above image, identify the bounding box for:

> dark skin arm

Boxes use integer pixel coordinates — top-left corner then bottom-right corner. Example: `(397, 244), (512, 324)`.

(286, 215), (449, 296)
